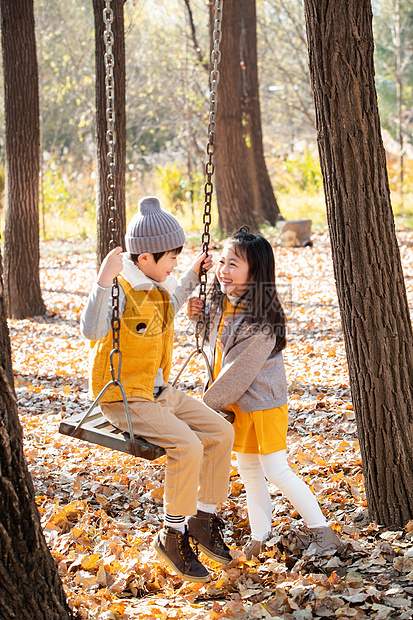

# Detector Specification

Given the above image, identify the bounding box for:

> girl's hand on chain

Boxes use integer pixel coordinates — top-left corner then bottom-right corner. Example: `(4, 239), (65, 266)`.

(191, 250), (213, 277)
(187, 296), (204, 318)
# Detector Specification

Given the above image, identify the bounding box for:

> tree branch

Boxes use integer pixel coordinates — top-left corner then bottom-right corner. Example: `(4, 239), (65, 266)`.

(183, 0), (209, 73)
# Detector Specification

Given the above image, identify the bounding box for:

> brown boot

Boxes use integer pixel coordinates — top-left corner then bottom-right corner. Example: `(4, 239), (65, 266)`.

(243, 532), (271, 560)
(307, 526), (345, 556)
(243, 538), (264, 561)
(153, 526), (210, 583)
(187, 510), (232, 564)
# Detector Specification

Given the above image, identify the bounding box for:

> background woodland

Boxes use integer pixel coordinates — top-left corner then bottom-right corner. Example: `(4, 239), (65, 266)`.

(1, 1), (413, 618)
(0, 0), (412, 239)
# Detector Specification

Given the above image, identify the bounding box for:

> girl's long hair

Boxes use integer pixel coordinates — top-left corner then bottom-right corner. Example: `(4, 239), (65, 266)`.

(208, 227), (286, 352)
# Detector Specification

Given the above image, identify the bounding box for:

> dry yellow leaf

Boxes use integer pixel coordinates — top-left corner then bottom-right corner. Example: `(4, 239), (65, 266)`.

(81, 554), (100, 571)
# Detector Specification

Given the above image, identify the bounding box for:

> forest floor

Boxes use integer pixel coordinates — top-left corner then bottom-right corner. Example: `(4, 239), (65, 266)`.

(10, 231), (413, 620)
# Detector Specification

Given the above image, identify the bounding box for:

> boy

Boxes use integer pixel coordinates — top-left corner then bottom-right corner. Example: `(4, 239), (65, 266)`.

(81, 196), (234, 583)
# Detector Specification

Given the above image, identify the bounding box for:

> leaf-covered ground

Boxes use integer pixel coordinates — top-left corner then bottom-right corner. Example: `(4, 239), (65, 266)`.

(10, 232), (413, 620)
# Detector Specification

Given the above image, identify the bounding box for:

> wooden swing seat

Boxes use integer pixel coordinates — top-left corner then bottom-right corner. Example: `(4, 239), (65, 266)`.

(59, 407), (166, 460)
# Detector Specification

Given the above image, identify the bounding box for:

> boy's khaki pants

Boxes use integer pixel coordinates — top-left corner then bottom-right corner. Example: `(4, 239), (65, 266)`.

(101, 384), (234, 516)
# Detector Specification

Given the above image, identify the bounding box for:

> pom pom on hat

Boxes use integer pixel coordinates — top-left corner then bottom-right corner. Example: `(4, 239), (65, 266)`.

(125, 196), (186, 254)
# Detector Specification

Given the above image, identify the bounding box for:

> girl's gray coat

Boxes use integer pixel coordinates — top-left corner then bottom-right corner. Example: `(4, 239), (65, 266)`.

(202, 306), (288, 414)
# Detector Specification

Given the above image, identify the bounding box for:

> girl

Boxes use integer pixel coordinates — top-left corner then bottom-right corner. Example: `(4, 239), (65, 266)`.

(188, 228), (343, 559)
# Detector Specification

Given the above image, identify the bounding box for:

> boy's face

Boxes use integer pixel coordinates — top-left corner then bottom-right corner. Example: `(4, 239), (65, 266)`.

(138, 250), (179, 282)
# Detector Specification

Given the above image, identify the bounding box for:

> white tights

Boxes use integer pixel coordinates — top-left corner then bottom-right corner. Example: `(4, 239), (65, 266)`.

(236, 450), (327, 541)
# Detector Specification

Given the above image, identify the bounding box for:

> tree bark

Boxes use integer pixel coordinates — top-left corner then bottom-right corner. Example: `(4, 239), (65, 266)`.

(1, 0), (46, 319)
(240, 0), (281, 225)
(93, 0), (126, 270)
(304, 0), (413, 527)
(212, 0), (258, 234)
(0, 249), (72, 619)
(0, 252), (14, 393)
(211, 0), (281, 233)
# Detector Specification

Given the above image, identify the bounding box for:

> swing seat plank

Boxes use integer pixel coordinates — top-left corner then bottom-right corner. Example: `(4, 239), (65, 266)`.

(59, 408), (166, 460)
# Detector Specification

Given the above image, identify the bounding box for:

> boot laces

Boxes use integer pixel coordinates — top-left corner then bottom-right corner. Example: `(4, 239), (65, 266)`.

(311, 530), (324, 543)
(178, 532), (200, 565)
(244, 538), (260, 553)
(209, 514), (226, 549)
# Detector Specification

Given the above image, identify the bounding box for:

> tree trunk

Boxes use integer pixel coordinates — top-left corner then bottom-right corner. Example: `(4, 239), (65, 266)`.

(240, 0), (281, 225)
(0, 251), (14, 393)
(212, 0), (258, 234)
(1, 0), (46, 319)
(304, 0), (413, 527)
(93, 0), (126, 269)
(0, 250), (72, 619)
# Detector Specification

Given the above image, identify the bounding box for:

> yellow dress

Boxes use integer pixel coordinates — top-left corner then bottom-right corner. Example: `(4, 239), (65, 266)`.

(212, 297), (288, 455)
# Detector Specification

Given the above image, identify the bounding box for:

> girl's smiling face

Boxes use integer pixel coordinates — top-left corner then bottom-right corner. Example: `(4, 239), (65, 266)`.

(216, 244), (251, 297)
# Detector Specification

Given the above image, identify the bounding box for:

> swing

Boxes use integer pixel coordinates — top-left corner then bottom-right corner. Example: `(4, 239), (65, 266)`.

(59, 0), (223, 460)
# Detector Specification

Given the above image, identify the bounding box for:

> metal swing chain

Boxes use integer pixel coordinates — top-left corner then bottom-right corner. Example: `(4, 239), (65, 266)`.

(103, 0), (121, 381)
(69, 1), (135, 454)
(195, 0), (223, 351)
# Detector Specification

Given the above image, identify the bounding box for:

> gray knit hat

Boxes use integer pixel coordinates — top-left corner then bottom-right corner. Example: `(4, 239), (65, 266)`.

(125, 196), (186, 254)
